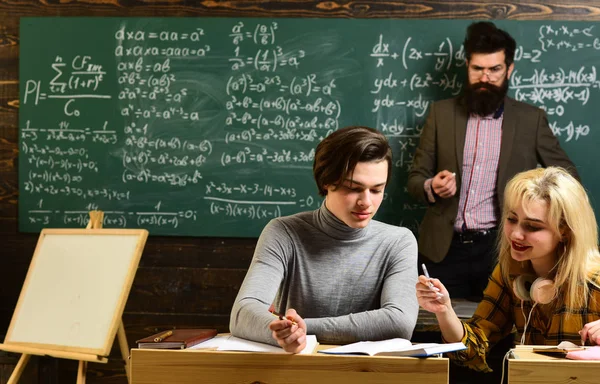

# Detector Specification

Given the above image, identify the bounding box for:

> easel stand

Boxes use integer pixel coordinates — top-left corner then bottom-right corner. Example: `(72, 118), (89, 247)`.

(4, 323), (128, 384)
(2, 211), (136, 384)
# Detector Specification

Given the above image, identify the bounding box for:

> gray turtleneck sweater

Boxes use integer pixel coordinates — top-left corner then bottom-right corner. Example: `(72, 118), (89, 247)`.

(229, 204), (418, 346)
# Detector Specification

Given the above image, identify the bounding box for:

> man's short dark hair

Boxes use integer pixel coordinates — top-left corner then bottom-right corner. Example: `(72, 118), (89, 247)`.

(463, 22), (516, 66)
(313, 126), (392, 196)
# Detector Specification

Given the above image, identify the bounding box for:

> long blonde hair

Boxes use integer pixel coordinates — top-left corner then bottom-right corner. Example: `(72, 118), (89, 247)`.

(499, 167), (600, 309)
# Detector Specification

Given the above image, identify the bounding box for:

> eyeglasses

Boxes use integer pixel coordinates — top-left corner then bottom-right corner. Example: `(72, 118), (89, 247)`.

(468, 66), (506, 82)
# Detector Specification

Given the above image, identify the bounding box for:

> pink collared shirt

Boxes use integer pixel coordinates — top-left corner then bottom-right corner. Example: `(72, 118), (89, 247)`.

(424, 112), (502, 231)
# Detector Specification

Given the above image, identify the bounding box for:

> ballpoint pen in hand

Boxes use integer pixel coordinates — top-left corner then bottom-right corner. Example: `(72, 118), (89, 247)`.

(422, 263), (444, 298)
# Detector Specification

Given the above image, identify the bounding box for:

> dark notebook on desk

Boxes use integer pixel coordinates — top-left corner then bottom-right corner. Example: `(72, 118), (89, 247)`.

(136, 329), (218, 349)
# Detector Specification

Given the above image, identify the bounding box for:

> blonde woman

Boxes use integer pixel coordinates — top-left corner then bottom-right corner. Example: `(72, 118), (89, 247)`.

(417, 167), (600, 372)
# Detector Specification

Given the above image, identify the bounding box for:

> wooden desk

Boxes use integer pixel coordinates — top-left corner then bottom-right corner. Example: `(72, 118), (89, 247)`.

(130, 344), (449, 384)
(509, 347), (600, 384)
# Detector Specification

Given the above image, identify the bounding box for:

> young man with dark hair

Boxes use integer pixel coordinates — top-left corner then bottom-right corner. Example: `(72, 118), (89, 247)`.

(408, 21), (578, 300)
(230, 126), (418, 353)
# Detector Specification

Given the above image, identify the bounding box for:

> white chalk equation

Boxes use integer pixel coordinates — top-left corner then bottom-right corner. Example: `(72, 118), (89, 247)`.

(18, 18), (600, 236)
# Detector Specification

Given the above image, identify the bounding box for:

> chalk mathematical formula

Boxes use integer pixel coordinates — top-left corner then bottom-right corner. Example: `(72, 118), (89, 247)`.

(19, 19), (599, 236)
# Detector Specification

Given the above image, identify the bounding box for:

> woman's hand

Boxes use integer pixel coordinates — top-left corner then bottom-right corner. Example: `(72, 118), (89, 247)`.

(580, 319), (600, 345)
(416, 275), (452, 313)
(416, 275), (466, 343)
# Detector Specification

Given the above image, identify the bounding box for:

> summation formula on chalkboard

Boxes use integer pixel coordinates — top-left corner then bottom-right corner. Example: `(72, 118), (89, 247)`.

(18, 18), (600, 236)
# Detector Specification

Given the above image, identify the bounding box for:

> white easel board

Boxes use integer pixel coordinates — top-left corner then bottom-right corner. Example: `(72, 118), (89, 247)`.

(1, 228), (148, 360)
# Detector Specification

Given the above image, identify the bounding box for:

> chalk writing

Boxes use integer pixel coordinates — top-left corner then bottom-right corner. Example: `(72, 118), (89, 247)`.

(18, 18), (598, 237)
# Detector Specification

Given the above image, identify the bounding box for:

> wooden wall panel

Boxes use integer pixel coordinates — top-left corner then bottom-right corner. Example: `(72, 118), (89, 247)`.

(2, 1), (600, 383)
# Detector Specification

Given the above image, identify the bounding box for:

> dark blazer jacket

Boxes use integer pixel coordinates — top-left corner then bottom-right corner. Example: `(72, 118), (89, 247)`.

(407, 96), (578, 263)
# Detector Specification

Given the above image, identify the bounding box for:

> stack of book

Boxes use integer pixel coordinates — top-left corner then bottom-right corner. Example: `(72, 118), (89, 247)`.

(136, 329), (218, 349)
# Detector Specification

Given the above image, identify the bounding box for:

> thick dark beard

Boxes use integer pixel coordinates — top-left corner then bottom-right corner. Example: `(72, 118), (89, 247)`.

(462, 76), (509, 117)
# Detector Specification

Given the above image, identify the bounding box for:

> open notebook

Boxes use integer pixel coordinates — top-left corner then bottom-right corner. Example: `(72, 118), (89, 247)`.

(190, 334), (318, 354)
(319, 338), (466, 357)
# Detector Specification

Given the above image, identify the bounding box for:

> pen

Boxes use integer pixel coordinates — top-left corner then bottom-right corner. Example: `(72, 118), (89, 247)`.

(421, 263), (434, 288)
(154, 330), (173, 342)
(422, 263), (444, 298)
(268, 305), (297, 325)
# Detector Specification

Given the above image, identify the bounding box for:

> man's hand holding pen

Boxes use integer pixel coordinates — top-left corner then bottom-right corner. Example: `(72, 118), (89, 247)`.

(268, 307), (307, 353)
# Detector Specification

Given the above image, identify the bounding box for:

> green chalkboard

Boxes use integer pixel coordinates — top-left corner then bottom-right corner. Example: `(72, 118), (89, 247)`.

(19, 17), (599, 237)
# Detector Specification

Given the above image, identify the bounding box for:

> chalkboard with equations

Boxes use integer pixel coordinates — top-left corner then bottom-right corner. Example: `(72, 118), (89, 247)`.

(19, 18), (599, 237)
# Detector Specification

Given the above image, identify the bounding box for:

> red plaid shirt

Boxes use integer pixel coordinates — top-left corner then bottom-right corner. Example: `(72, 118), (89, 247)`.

(454, 113), (503, 231)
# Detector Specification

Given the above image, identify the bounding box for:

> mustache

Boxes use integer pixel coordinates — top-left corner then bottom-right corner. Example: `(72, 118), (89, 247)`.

(462, 77), (509, 116)
(470, 82), (503, 92)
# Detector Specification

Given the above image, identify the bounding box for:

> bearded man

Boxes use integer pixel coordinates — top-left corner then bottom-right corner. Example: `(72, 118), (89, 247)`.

(408, 21), (578, 300)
